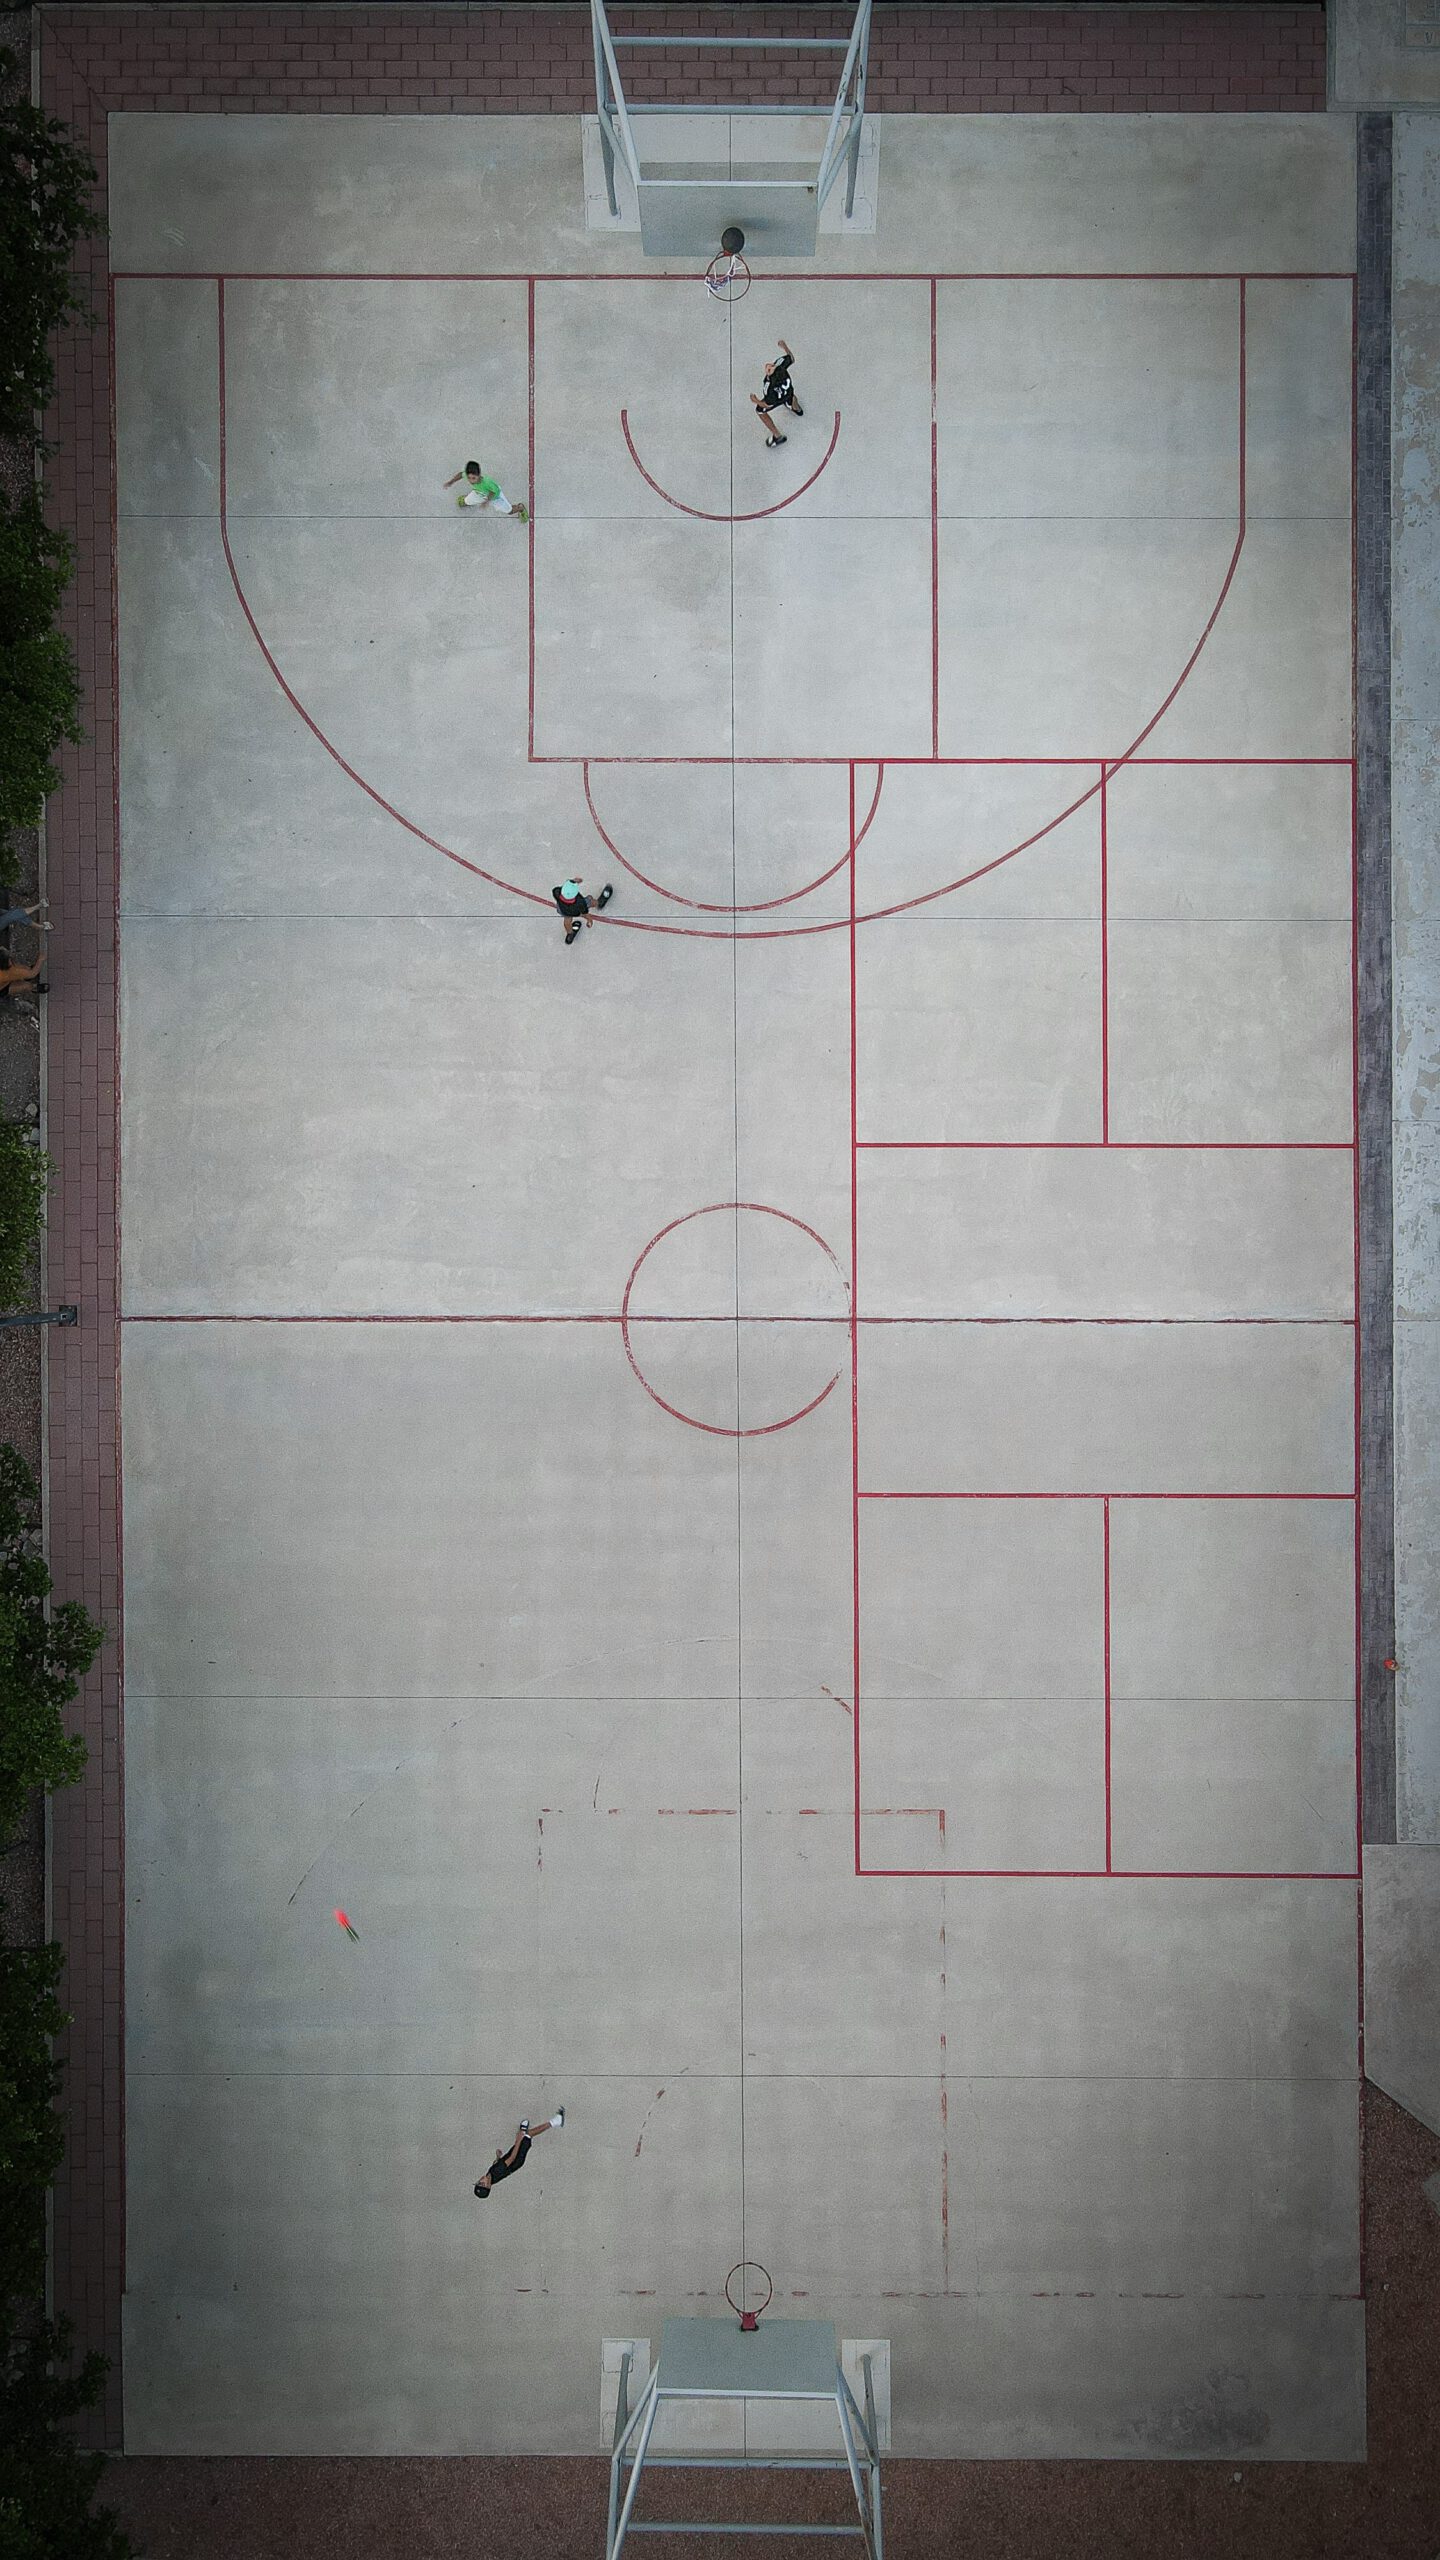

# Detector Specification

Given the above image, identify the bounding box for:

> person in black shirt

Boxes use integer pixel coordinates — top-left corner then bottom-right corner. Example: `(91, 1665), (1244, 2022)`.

(474, 2108), (565, 2197)
(552, 876), (614, 946)
(751, 340), (804, 448)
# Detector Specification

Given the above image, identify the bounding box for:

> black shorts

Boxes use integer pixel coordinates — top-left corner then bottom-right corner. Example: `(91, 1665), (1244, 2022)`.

(486, 2133), (531, 2185)
(554, 890), (589, 920)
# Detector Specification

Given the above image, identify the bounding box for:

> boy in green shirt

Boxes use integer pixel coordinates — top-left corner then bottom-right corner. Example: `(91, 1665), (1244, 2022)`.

(443, 459), (528, 522)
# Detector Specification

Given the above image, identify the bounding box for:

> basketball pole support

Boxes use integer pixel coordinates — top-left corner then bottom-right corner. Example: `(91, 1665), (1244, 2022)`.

(605, 2342), (884, 2560)
(589, 0), (873, 232)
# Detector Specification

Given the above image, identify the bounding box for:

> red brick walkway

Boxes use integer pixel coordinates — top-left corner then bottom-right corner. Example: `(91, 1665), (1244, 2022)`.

(37, 0), (1327, 2452)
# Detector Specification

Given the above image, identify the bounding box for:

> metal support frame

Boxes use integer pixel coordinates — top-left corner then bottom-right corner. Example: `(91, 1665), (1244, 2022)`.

(606, 2338), (884, 2560)
(590, 0), (872, 227)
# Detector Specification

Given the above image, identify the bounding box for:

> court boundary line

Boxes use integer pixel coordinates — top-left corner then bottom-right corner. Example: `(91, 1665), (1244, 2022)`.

(198, 262), (1358, 1889)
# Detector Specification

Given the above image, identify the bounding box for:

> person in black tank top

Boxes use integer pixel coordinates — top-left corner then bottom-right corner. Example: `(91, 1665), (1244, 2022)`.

(751, 340), (804, 447)
(474, 2107), (566, 2195)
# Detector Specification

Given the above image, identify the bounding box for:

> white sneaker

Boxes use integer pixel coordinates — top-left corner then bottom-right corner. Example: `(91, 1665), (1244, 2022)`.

(550, 2109), (565, 2130)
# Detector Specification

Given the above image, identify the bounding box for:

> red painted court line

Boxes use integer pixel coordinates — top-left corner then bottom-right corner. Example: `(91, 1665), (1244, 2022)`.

(554, 754), (1355, 768)
(1103, 1498), (1113, 1873)
(857, 1140), (1354, 1151)
(860, 1490), (1356, 1501)
(644, 340), (1236, 933)
(527, 278), (536, 766)
(1239, 274), (1249, 521)
(114, 269), (1361, 285)
(527, 280), (1251, 937)
(849, 763), (863, 1881)
(619, 1204), (846, 1439)
(120, 1311), (1355, 1329)
(216, 282), (550, 915)
(620, 405), (841, 522)
(582, 758), (884, 916)
(856, 1866), (1362, 1882)
(223, 302), (1251, 947)
(1100, 764), (1110, 1143)
(930, 278), (939, 762)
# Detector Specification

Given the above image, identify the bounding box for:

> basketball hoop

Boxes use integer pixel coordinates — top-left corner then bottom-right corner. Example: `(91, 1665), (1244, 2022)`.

(705, 228), (751, 304)
(725, 2260), (773, 2332)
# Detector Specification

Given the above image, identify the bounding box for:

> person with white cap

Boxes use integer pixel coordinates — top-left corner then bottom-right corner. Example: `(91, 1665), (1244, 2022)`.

(552, 875), (613, 947)
(473, 2108), (565, 2199)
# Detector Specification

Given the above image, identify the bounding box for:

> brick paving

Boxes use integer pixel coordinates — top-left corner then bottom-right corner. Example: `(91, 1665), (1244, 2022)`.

(36, 0), (1326, 2455)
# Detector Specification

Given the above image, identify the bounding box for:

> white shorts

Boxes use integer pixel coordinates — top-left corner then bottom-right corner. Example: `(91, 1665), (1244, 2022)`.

(463, 489), (512, 514)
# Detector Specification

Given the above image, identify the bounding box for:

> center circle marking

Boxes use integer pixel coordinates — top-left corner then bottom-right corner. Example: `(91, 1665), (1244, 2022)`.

(620, 1204), (850, 1440)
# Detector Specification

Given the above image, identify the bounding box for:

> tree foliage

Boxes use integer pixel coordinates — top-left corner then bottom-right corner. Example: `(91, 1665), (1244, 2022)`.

(0, 484), (83, 859)
(0, 1916), (133, 2557)
(0, 49), (102, 441)
(0, 2318), (135, 2559)
(0, 1124), (51, 1318)
(0, 1928), (63, 2315)
(0, 1450), (103, 1846)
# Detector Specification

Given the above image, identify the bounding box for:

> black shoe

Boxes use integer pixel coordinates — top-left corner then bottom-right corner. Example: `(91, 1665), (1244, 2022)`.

(769, 435), (787, 448)
(564, 929), (580, 946)
(790, 402), (804, 417)
(596, 885), (614, 909)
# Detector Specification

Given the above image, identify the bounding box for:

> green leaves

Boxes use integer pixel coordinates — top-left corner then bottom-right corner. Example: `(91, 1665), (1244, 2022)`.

(0, 1122), (51, 1318)
(0, 1451), (102, 1846)
(0, 1932), (131, 2555)
(0, 1927), (64, 2316)
(0, 49), (102, 442)
(0, 2319), (134, 2558)
(0, 60), (128, 2560)
(0, 484), (84, 858)
(0, 41), (97, 857)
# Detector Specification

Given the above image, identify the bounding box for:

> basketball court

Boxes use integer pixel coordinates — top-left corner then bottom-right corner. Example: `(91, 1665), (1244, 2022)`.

(110, 101), (1364, 2457)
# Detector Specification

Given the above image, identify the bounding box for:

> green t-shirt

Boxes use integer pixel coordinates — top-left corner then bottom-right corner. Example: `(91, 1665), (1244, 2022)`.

(458, 475), (501, 507)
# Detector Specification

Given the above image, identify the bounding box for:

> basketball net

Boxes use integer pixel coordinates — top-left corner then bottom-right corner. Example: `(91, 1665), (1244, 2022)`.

(704, 249), (751, 308)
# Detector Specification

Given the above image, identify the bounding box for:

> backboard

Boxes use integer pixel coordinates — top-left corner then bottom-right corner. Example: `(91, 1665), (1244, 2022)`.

(590, 0), (873, 259)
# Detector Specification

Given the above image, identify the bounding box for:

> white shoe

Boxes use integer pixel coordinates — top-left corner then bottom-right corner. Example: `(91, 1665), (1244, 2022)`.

(550, 2110), (565, 2130)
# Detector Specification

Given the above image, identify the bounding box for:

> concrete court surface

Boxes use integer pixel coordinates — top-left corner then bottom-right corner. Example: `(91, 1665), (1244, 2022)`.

(113, 112), (1365, 2456)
